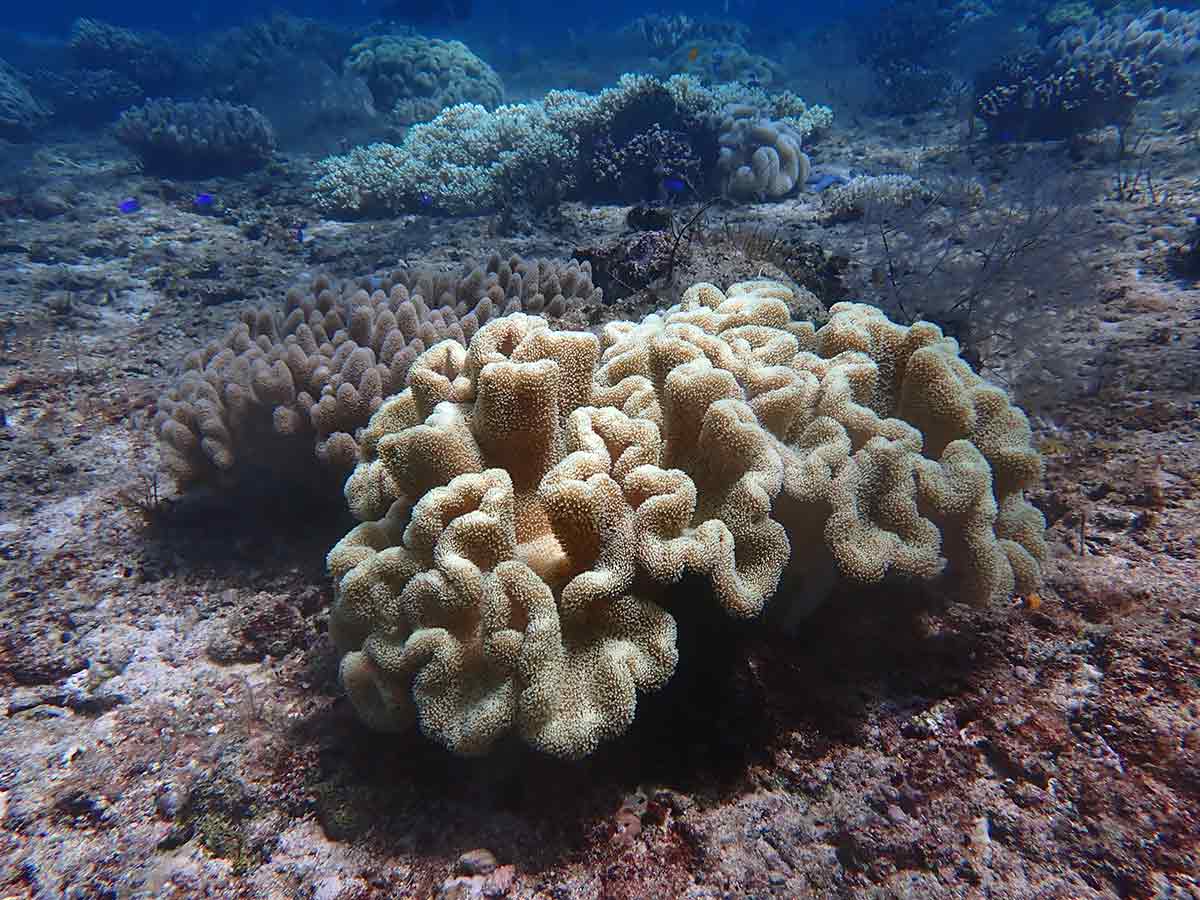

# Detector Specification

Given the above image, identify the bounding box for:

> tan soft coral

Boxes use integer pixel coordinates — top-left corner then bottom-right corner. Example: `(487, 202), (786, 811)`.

(330, 281), (1046, 757)
(331, 316), (682, 757)
(156, 253), (600, 495)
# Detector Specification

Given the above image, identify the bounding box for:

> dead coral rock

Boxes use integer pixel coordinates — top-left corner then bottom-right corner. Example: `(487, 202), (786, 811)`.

(206, 594), (307, 663)
(156, 252), (600, 497)
(575, 231), (676, 300)
(455, 848), (497, 876)
(436, 863), (515, 899)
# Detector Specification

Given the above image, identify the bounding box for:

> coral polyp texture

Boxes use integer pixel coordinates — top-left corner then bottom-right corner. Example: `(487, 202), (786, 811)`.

(715, 104), (810, 200)
(115, 98), (276, 176)
(328, 280), (1046, 758)
(975, 7), (1200, 139)
(313, 74), (833, 216)
(345, 35), (504, 126)
(155, 254), (600, 496)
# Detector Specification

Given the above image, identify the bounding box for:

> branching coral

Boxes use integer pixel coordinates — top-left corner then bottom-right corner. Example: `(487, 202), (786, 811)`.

(660, 40), (780, 87)
(329, 280), (1045, 758)
(156, 254), (600, 496)
(313, 74), (832, 216)
(976, 7), (1200, 140)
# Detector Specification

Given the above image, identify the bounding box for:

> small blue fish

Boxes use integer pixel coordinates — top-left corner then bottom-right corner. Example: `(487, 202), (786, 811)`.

(807, 173), (849, 193)
(662, 176), (687, 194)
(294, 224), (306, 243)
(193, 192), (216, 209)
(118, 197), (140, 214)
(419, 193), (434, 208)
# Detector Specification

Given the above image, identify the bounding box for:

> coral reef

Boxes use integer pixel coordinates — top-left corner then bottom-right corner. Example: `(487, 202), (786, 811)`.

(313, 102), (573, 216)
(591, 123), (702, 203)
(665, 77), (833, 141)
(854, 0), (982, 112)
(346, 35), (503, 126)
(715, 105), (810, 201)
(1041, 0), (1098, 36)
(976, 7), (1200, 140)
(820, 174), (934, 222)
(1055, 6), (1200, 69)
(68, 17), (182, 96)
(198, 14), (355, 104)
(0, 60), (49, 141)
(31, 68), (141, 128)
(660, 40), (779, 87)
(155, 255), (600, 495)
(115, 99), (277, 176)
(621, 13), (749, 54)
(313, 74), (832, 216)
(329, 280), (1045, 758)
(975, 49), (1147, 140)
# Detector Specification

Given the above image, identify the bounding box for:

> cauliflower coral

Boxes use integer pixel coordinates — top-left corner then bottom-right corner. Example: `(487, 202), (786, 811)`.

(328, 281), (1046, 758)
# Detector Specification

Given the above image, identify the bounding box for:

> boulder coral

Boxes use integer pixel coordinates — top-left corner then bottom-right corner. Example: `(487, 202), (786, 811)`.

(328, 280), (1046, 758)
(346, 35), (503, 126)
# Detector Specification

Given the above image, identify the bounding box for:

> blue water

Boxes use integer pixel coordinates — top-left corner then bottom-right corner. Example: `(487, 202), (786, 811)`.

(4, 0), (867, 36)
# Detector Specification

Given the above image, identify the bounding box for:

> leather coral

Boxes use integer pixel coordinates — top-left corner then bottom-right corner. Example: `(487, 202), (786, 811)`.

(329, 280), (1046, 757)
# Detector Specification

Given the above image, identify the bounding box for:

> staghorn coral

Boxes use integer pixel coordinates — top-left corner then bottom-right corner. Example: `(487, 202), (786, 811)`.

(715, 104), (810, 201)
(330, 280), (1045, 758)
(115, 99), (276, 176)
(346, 35), (503, 126)
(156, 255), (600, 497)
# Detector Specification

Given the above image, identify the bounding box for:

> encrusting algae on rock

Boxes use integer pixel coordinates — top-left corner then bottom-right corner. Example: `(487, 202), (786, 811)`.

(327, 279), (1047, 758)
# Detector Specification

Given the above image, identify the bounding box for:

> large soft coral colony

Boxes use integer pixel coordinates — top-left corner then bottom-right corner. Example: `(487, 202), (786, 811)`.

(328, 280), (1046, 758)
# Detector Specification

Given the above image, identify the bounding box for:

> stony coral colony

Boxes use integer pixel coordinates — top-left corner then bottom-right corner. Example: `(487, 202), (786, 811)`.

(157, 270), (1046, 760)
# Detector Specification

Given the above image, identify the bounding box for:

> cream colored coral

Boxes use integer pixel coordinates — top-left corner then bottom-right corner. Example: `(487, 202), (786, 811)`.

(156, 253), (599, 494)
(330, 320), (683, 757)
(715, 104), (811, 201)
(330, 281), (1046, 757)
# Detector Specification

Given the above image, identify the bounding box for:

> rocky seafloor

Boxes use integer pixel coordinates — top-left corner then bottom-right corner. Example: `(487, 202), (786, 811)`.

(0, 83), (1198, 900)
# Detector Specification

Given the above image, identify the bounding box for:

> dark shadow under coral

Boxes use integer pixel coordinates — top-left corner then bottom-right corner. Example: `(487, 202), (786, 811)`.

(280, 573), (1006, 876)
